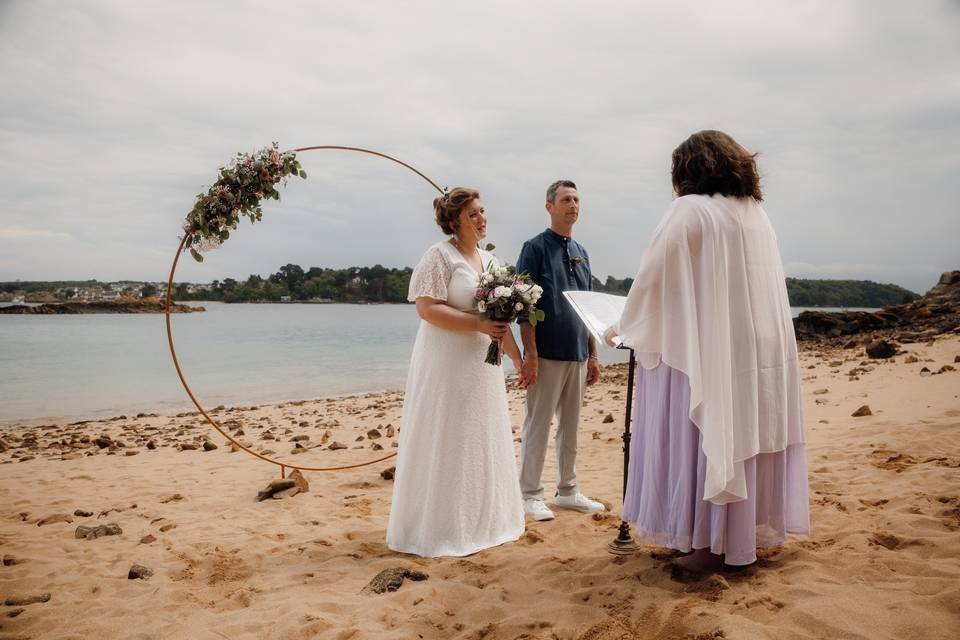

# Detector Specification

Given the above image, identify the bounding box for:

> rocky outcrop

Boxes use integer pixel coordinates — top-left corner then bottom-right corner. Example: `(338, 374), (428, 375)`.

(794, 271), (960, 344)
(0, 298), (203, 314)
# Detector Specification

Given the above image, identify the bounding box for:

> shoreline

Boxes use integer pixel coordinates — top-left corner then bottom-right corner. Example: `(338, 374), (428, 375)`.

(0, 385), (410, 431)
(0, 327), (947, 430)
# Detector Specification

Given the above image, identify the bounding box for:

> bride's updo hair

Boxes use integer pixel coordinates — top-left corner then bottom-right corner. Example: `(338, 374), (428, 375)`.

(672, 130), (763, 201)
(434, 187), (480, 235)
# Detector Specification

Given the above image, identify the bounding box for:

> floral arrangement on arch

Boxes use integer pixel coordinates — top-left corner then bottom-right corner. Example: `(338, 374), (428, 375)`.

(182, 143), (306, 262)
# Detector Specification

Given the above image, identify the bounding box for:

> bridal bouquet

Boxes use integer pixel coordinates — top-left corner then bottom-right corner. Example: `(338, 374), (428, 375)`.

(474, 264), (545, 365)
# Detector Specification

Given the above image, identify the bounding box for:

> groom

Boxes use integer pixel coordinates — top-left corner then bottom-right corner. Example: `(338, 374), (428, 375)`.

(516, 179), (604, 521)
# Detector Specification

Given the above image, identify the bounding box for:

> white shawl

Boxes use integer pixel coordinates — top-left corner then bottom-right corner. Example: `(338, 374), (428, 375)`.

(615, 194), (805, 505)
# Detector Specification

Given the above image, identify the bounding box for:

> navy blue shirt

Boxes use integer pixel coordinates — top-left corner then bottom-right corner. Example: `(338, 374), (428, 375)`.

(516, 228), (592, 361)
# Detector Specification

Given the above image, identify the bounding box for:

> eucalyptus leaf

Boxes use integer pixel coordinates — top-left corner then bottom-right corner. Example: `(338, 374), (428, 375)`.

(189, 247), (204, 263)
(485, 243), (496, 251)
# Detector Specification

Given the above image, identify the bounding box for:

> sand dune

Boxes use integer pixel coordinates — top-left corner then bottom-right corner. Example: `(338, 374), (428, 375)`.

(1, 336), (958, 639)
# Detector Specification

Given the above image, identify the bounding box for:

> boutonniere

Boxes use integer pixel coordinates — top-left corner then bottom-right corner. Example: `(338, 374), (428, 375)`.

(570, 256), (585, 265)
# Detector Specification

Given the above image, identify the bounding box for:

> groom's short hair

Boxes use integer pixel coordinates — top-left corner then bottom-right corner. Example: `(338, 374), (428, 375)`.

(546, 179), (577, 204)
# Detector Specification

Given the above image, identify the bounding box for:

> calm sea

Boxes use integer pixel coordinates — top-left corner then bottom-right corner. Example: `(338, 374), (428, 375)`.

(0, 303), (874, 427)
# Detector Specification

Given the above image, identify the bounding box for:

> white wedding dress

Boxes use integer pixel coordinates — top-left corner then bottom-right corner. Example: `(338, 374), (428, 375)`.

(386, 240), (525, 558)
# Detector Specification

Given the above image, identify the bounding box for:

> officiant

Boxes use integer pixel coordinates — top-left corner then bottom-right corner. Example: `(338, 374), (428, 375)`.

(516, 179), (605, 522)
(603, 130), (810, 574)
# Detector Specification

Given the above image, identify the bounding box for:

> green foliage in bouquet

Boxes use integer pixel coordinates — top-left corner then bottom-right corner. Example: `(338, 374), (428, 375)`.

(528, 307), (546, 326)
(183, 143), (306, 262)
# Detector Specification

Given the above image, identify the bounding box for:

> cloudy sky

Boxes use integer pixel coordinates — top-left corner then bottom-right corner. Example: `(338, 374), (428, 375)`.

(1, 1), (957, 293)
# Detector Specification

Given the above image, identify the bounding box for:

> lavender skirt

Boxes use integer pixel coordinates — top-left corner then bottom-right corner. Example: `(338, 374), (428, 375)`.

(622, 363), (810, 565)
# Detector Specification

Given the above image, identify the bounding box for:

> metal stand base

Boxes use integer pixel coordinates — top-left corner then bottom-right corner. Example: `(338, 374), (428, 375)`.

(608, 521), (640, 555)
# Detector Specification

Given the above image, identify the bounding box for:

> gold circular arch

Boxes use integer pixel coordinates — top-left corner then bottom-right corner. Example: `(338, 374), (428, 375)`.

(165, 145), (444, 475)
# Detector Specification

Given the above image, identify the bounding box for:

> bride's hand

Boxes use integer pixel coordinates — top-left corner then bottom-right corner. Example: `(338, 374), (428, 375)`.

(477, 318), (508, 342)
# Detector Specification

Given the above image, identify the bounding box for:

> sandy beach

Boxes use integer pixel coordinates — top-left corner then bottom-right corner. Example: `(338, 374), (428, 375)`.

(1, 335), (958, 639)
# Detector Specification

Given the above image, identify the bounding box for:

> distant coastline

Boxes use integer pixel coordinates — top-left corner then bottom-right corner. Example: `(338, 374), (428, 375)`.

(0, 298), (203, 315)
(3, 269), (921, 308)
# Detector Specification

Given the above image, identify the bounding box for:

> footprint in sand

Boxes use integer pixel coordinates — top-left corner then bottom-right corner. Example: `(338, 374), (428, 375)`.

(205, 548), (253, 587)
(868, 531), (925, 551)
(794, 537), (837, 552)
(524, 529), (545, 544)
(733, 594), (786, 615)
(341, 497), (372, 517)
(576, 599), (721, 640)
(869, 449), (920, 472)
(932, 496), (960, 530)
(813, 496), (849, 513)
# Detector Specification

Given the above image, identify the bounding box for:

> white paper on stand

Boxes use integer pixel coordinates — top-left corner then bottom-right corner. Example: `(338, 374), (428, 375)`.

(562, 291), (627, 348)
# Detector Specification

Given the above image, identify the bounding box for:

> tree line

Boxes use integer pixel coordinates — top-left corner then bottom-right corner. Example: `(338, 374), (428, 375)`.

(785, 278), (918, 307)
(172, 264), (414, 303)
(3, 272), (921, 308)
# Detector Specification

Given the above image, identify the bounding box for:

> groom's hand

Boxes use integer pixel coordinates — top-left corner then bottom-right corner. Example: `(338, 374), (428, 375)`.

(586, 358), (600, 386)
(521, 356), (538, 388)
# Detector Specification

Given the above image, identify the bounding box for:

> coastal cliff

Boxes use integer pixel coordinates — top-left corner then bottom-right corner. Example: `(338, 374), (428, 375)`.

(794, 270), (960, 344)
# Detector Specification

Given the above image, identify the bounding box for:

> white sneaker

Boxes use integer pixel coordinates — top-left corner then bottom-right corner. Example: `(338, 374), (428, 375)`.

(523, 498), (555, 521)
(555, 492), (605, 513)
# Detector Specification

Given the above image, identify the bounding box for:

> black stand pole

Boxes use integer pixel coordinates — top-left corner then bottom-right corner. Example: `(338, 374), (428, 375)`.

(608, 346), (640, 555)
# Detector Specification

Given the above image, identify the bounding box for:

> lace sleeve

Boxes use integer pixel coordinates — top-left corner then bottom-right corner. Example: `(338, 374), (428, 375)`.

(408, 245), (452, 302)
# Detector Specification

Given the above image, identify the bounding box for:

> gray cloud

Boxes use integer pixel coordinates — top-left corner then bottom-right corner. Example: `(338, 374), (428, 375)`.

(1, 0), (957, 293)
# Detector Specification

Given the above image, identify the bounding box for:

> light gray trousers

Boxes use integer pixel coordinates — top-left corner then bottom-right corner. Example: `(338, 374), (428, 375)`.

(519, 357), (587, 501)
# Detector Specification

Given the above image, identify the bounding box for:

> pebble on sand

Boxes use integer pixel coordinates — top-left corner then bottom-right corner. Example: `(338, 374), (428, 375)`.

(4, 593), (51, 606)
(75, 523), (122, 539)
(866, 340), (897, 359)
(128, 564), (154, 579)
(361, 567), (429, 594)
(852, 405), (873, 417)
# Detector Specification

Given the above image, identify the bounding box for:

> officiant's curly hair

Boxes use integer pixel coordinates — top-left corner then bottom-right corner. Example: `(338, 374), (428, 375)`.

(672, 130), (763, 201)
(434, 187), (480, 235)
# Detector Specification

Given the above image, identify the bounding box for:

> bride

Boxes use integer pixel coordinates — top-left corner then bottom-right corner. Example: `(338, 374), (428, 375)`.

(386, 187), (526, 558)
